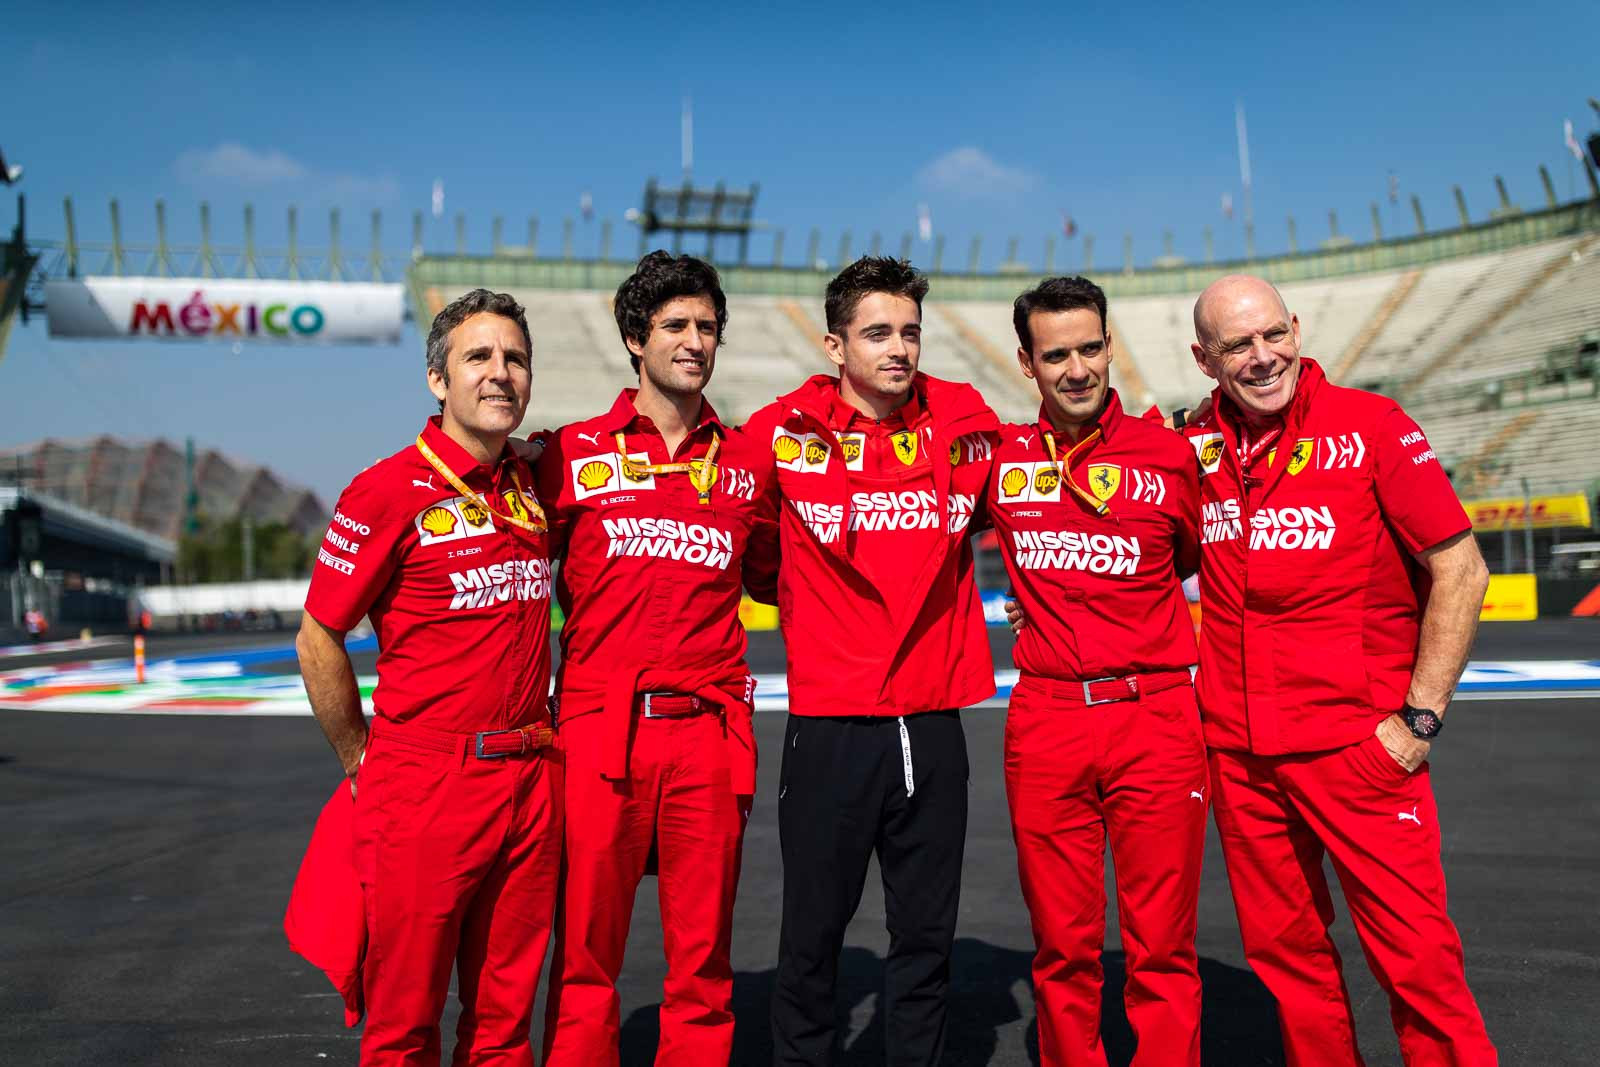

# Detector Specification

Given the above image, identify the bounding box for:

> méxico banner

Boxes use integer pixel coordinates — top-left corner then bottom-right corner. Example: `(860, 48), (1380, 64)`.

(44, 277), (405, 344)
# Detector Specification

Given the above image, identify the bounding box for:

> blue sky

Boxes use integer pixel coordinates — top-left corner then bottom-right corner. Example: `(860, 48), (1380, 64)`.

(5, 1), (1598, 505)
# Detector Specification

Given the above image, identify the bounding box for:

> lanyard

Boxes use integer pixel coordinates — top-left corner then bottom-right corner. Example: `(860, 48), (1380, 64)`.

(414, 434), (547, 534)
(615, 431), (721, 505)
(1236, 424), (1283, 473)
(1043, 427), (1111, 517)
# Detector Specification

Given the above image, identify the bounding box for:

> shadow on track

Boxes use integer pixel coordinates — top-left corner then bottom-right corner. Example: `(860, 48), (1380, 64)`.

(619, 939), (1283, 1065)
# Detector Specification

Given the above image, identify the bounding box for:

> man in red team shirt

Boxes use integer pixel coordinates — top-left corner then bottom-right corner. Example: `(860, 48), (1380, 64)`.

(744, 257), (998, 1067)
(1185, 274), (1496, 1066)
(297, 289), (561, 1065)
(990, 276), (1206, 1067)
(535, 252), (775, 1067)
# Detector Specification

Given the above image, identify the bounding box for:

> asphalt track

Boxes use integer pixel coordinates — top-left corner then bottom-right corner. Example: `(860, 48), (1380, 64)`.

(2, 621), (1597, 1065)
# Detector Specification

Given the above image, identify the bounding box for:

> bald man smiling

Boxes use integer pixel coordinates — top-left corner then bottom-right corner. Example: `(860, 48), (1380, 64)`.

(1182, 275), (1497, 1066)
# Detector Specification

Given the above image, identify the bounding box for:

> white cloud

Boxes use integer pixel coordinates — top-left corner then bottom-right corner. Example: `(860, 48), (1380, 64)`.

(176, 143), (308, 184)
(917, 146), (1037, 198)
(175, 143), (401, 203)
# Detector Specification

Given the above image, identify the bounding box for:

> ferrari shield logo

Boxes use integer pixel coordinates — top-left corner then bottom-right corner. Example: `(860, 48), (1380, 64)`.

(891, 430), (918, 466)
(1087, 464), (1121, 502)
(1287, 438), (1314, 476)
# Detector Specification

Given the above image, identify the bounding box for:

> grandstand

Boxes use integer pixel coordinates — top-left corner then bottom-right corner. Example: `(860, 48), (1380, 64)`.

(409, 197), (1600, 501)
(0, 437), (328, 541)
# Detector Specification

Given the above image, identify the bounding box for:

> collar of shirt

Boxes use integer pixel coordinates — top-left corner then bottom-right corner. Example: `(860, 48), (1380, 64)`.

(1035, 388), (1126, 450)
(600, 388), (727, 441)
(825, 378), (925, 434)
(420, 415), (512, 489)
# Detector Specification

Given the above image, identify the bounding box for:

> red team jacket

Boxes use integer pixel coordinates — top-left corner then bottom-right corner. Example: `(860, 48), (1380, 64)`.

(534, 390), (777, 792)
(1186, 359), (1471, 755)
(988, 390), (1200, 681)
(744, 373), (999, 716)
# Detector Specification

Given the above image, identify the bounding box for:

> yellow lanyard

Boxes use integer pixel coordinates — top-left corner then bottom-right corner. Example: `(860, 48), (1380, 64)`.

(615, 431), (721, 505)
(1043, 428), (1111, 517)
(414, 434), (548, 535)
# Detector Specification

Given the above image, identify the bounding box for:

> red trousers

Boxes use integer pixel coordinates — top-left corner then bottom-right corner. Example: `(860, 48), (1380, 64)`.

(1209, 737), (1497, 1067)
(1004, 674), (1209, 1067)
(355, 721), (564, 1067)
(541, 707), (749, 1067)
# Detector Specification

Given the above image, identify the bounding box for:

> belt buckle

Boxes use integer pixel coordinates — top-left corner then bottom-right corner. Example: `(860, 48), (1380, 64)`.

(642, 691), (697, 719)
(1081, 676), (1125, 707)
(474, 728), (518, 759)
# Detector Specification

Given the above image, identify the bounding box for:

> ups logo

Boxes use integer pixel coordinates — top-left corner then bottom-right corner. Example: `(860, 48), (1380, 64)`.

(1200, 439), (1224, 468)
(803, 440), (829, 466)
(840, 436), (863, 465)
(1033, 467), (1061, 496)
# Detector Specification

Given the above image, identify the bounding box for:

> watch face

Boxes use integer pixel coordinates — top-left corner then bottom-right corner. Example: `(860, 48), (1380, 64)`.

(1410, 710), (1441, 738)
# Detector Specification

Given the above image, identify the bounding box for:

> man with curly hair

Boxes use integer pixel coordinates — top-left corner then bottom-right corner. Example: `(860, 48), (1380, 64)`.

(533, 252), (777, 1067)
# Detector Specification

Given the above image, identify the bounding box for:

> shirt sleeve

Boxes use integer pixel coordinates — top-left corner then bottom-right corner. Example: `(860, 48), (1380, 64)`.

(1372, 405), (1471, 554)
(1172, 456), (1201, 577)
(304, 473), (406, 632)
(533, 429), (572, 560)
(741, 457), (782, 606)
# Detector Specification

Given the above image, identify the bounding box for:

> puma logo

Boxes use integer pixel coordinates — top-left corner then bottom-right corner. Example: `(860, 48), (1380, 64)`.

(1397, 806), (1422, 826)
(1015, 433), (1036, 449)
(412, 476), (436, 491)
(577, 431), (603, 446)
(1189, 790), (1205, 801)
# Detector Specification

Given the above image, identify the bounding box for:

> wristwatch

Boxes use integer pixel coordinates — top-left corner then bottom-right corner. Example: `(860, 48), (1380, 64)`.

(1171, 407), (1190, 431)
(1401, 704), (1443, 740)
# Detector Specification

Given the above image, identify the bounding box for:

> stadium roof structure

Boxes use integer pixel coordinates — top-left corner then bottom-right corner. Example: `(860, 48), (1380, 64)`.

(0, 437), (328, 542)
(406, 194), (1600, 308)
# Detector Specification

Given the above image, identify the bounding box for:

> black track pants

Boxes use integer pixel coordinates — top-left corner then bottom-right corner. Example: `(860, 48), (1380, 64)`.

(771, 709), (969, 1067)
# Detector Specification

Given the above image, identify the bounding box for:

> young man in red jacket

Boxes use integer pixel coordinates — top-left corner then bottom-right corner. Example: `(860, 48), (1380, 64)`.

(1186, 274), (1497, 1066)
(534, 252), (776, 1067)
(990, 276), (1207, 1067)
(744, 257), (998, 1067)
(296, 288), (561, 1066)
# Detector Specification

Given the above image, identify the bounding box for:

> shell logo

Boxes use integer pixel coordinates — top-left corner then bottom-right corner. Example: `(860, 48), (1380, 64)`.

(1000, 467), (1027, 498)
(773, 435), (802, 463)
(578, 460), (615, 491)
(421, 506), (457, 537)
(1033, 467), (1061, 495)
(803, 440), (829, 466)
(459, 500), (489, 527)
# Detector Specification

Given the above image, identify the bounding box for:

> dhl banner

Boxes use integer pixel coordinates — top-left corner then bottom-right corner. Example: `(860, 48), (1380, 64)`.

(1464, 494), (1593, 531)
(1480, 573), (1538, 621)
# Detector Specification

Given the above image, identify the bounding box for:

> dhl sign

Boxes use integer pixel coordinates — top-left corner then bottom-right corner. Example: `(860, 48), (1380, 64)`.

(1464, 493), (1592, 531)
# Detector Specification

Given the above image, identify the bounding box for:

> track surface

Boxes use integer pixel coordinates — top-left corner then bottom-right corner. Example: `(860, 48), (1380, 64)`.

(2, 622), (1597, 1065)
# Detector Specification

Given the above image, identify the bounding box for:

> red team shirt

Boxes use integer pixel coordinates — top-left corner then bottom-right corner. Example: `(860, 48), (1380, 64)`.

(988, 390), (1200, 681)
(1187, 359), (1471, 755)
(304, 417), (554, 732)
(534, 390), (777, 712)
(744, 373), (999, 717)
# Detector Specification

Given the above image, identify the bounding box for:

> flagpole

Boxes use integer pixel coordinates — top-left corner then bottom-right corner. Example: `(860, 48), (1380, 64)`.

(1236, 101), (1254, 260)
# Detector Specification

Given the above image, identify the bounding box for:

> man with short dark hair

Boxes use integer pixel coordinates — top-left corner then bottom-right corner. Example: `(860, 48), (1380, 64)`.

(1185, 274), (1497, 1066)
(745, 256), (998, 1067)
(991, 276), (1206, 1067)
(296, 288), (560, 1065)
(535, 252), (775, 1067)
